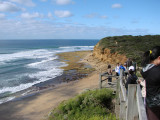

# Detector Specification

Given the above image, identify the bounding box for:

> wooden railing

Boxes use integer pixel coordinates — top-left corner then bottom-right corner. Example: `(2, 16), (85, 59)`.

(99, 72), (118, 89)
(99, 69), (147, 120)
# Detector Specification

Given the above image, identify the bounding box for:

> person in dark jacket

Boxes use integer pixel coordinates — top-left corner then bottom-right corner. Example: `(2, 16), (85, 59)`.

(141, 46), (160, 120)
(125, 66), (137, 91)
(107, 64), (112, 83)
(126, 58), (132, 69)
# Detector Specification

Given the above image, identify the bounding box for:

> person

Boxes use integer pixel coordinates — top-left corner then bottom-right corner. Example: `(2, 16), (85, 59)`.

(132, 58), (137, 74)
(118, 64), (125, 76)
(123, 62), (127, 69)
(125, 66), (137, 93)
(126, 58), (132, 69)
(115, 63), (119, 76)
(107, 64), (112, 83)
(141, 46), (160, 120)
(123, 63), (128, 80)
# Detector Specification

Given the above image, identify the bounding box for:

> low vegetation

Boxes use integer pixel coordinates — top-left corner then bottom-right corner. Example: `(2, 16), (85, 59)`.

(97, 35), (160, 65)
(48, 88), (116, 120)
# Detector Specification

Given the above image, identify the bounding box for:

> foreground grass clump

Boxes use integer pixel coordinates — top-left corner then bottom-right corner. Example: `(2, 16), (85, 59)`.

(48, 88), (116, 120)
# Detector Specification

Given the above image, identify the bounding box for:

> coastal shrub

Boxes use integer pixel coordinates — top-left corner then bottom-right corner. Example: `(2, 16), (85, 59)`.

(48, 88), (116, 120)
(97, 35), (160, 65)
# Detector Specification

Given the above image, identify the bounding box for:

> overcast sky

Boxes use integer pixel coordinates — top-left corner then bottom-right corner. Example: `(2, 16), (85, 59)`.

(0, 0), (159, 39)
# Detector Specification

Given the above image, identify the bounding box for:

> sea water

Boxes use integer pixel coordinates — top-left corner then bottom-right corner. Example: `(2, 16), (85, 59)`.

(0, 39), (99, 104)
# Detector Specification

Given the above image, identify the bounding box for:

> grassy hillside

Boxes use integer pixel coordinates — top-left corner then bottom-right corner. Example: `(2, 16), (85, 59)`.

(48, 88), (116, 120)
(97, 35), (160, 65)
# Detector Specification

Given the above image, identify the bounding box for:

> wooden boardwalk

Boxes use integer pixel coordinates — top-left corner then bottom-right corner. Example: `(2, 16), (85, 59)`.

(99, 69), (147, 120)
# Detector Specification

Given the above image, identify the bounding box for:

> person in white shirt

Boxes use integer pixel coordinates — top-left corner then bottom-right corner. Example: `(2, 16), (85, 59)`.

(115, 63), (119, 76)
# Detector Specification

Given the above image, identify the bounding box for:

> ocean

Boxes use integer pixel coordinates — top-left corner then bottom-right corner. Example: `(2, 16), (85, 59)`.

(0, 39), (99, 104)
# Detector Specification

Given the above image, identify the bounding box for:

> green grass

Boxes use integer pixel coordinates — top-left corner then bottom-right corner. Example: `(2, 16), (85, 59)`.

(48, 88), (116, 120)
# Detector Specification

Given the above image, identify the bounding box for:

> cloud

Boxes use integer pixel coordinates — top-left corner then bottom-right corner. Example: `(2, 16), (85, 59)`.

(0, 1), (23, 12)
(112, 4), (122, 8)
(54, 10), (73, 18)
(9, 0), (35, 7)
(54, 0), (74, 5)
(84, 13), (97, 18)
(21, 12), (44, 19)
(0, 13), (5, 19)
(131, 20), (139, 24)
(100, 15), (108, 19)
(0, 18), (150, 39)
(41, 0), (47, 2)
(84, 13), (107, 19)
(47, 12), (53, 19)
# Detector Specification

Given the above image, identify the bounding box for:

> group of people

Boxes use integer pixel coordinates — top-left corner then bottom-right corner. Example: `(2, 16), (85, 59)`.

(106, 46), (160, 120)
(114, 61), (138, 92)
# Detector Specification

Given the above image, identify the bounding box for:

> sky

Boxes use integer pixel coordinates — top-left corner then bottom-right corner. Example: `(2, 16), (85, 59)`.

(0, 0), (159, 39)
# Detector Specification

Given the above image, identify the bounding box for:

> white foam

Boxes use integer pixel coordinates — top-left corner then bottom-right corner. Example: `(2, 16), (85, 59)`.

(59, 46), (94, 52)
(0, 96), (15, 104)
(0, 45), (94, 104)
(28, 67), (63, 80)
(0, 46), (94, 65)
(59, 46), (94, 49)
(0, 62), (5, 65)
(0, 49), (54, 63)
(27, 57), (58, 68)
(0, 67), (64, 94)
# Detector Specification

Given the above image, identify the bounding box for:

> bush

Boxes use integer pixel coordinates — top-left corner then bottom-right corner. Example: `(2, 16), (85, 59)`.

(97, 35), (160, 66)
(48, 88), (116, 120)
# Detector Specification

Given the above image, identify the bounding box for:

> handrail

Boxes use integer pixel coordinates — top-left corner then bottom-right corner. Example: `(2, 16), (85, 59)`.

(118, 70), (147, 120)
(99, 73), (118, 89)
(119, 69), (126, 101)
(99, 69), (147, 120)
(137, 85), (148, 120)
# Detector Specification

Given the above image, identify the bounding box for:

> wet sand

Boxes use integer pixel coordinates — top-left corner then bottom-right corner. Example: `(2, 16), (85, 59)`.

(0, 51), (110, 120)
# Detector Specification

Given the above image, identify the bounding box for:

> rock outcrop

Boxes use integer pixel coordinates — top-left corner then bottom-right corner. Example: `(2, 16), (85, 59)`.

(93, 43), (127, 64)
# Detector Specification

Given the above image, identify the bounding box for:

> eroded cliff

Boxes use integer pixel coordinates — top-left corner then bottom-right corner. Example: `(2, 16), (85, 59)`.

(93, 43), (127, 64)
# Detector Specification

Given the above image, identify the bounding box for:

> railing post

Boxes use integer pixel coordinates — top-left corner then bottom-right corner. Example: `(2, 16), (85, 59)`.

(120, 69), (126, 101)
(126, 84), (138, 120)
(99, 74), (102, 89)
(116, 78), (120, 104)
(120, 100), (126, 120)
(119, 69), (127, 120)
(119, 69), (123, 82)
(115, 75), (121, 119)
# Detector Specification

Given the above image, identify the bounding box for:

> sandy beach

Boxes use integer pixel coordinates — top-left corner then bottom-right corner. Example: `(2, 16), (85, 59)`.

(0, 50), (111, 120)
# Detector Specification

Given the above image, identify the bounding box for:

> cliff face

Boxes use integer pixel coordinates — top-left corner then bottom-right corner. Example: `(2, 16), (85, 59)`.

(93, 43), (127, 64)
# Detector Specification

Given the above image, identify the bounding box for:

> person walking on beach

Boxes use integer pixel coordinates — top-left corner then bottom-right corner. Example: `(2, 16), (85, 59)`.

(107, 64), (112, 83)
(141, 46), (160, 120)
(115, 63), (119, 76)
